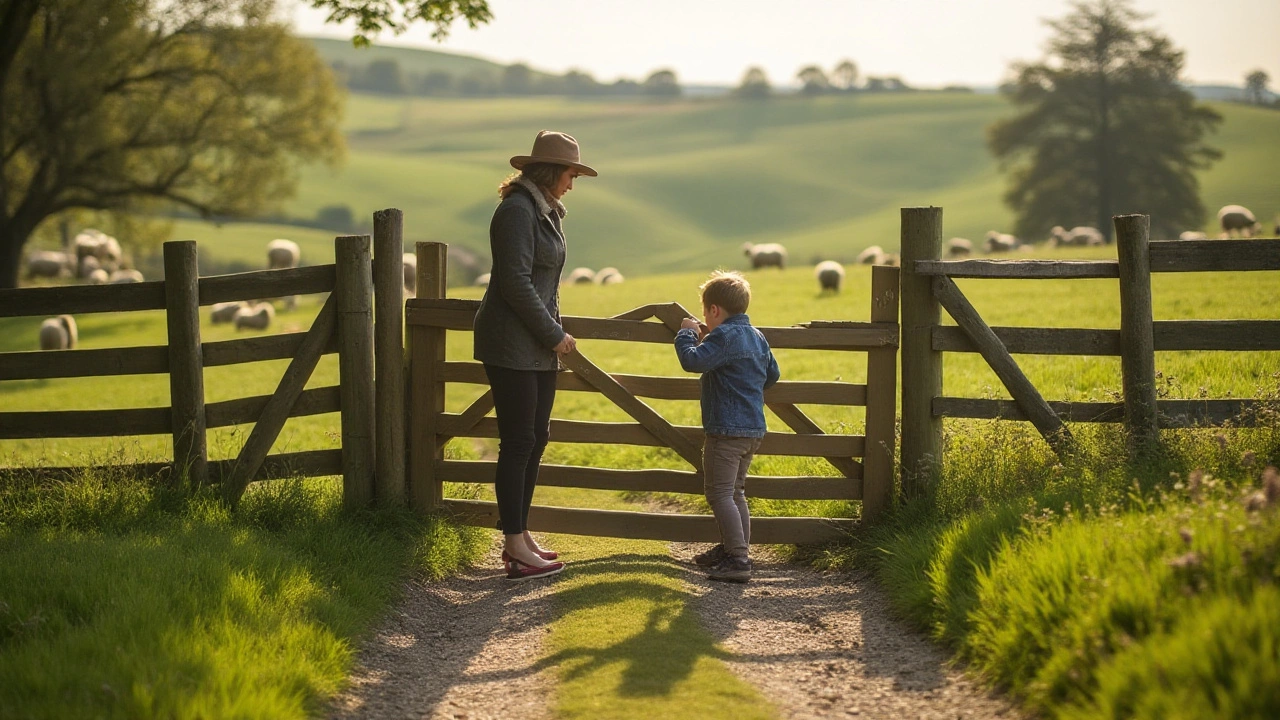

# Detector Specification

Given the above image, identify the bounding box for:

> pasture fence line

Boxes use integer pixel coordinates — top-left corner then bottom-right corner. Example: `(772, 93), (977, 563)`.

(405, 241), (901, 540)
(0, 211), (413, 511)
(900, 207), (1280, 491)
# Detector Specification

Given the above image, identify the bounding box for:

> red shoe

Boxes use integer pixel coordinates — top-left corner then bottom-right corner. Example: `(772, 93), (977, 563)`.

(502, 549), (559, 562)
(505, 558), (565, 581)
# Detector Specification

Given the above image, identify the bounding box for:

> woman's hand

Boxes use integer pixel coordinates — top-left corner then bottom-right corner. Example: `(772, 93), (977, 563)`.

(553, 333), (577, 355)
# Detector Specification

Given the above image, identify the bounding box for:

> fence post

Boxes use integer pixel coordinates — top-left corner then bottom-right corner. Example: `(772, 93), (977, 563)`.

(336, 234), (376, 509)
(373, 209), (406, 506)
(163, 240), (207, 486)
(1114, 214), (1160, 450)
(862, 265), (899, 521)
(899, 206), (943, 499)
(408, 241), (448, 513)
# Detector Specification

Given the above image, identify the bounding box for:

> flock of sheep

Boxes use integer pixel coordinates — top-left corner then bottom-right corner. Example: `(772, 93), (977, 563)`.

(25, 229), (143, 285)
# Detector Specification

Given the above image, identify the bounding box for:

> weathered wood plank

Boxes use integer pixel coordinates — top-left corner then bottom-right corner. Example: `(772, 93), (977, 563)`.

(561, 349), (704, 470)
(441, 499), (856, 544)
(336, 235), (376, 509)
(204, 385), (342, 428)
(202, 332), (339, 367)
(913, 259), (1120, 278)
(933, 275), (1073, 455)
(198, 265), (336, 305)
(408, 242), (448, 513)
(933, 397), (1268, 429)
(0, 281), (166, 318)
(0, 345), (169, 379)
(373, 209), (406, 505)
(437, 390), (494, 444)
(932, 326), (1121, 355)
(1154, 320), (1280, 351)
(437, 415), (866, 457)
(436, 460), (862, 499)
(1115, 215), (1159, 448)
(437, 361), (867, 405)
(1149, 239), (1280, 273)
(900, 207), (944, 499)
(767, 402), (862, 478)
(164, 240), (208, 485)
(862, 265), (899, 521)
(0, 460), (173, 483)
(211, 448), (344, 483)
(0, 407), (171, 438)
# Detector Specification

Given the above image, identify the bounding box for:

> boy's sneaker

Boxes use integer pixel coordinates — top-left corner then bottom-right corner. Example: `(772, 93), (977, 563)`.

(693, 544), (727, 567)
(708, 555), (752, 583)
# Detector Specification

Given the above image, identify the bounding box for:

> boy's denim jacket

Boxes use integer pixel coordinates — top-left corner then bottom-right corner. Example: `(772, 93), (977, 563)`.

(674, 313), (780, 438)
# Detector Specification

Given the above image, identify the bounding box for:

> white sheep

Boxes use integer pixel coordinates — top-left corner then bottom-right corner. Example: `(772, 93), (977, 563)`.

(856, 245), (885, 265)
(984, 231), (1020, 253)
(74, 230), (122, 272)
(474, 273), (491, 287)
(233, 303), (275, 331)
(86, 268), (109, 284)
(38, 315), (77, 350)
(1217, 205), (1261, 237)
(1049, 225), (1104, 247)
(402, 253), (418, 295)
(814, 260), (845, 293)
(742, 242), (787, 269)
(26, 250), (71, 279)
(1178, 231), (1208, 241)
(566, 267), (595, 284)
(594, 267), (624, 285)
(946, 238), (973, 258)
(77, 254), (101, 278)
(210, 301), (247, 324)
(109, 269), (144, 283)
(266, 238), (300, 269)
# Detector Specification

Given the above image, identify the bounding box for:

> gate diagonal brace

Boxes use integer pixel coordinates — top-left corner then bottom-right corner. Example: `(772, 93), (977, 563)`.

(560, 349), (704, 471)
(767, 402), (863, 479)
(437, 390), (494, 445)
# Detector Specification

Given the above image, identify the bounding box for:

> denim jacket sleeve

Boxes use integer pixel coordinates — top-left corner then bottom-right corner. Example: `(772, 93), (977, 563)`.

(490, 202), (566, 349)
(674, 327), (728, 373)
(765, 350), (780, 389)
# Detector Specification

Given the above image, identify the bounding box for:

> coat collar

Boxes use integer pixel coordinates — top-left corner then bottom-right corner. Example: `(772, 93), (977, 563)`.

(515, 176), (566, 220)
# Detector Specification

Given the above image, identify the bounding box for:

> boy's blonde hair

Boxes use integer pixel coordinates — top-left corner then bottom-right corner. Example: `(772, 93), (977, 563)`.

(699, 270), (751, 315)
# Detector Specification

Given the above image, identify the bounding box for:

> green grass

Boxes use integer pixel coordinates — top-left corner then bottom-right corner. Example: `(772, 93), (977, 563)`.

(0, 471), (487, 718)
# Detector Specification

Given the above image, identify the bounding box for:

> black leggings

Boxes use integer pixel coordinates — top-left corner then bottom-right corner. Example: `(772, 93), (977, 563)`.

(484, 364), (557, 535)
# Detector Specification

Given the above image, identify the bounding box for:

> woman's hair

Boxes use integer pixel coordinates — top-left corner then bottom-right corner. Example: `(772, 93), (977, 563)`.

(498, 162), (568, 199)
(699, 270), (751, 315)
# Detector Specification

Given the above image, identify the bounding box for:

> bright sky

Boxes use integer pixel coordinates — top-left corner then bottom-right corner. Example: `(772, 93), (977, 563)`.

(289, 0), (1279, 88)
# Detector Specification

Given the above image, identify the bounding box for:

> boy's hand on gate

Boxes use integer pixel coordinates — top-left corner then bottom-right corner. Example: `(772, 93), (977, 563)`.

(680, 317), (700, 332)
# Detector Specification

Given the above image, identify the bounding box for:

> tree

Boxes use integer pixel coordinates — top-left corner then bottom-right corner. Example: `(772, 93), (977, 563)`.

(563, 70), (602, 96)
(987, 0), (1222, 242)
(502, 63), (533, 95)
(357, 59), (407, 94)
(0, 0), (344, 288)
(306, 0), (492, 44)
(796, 65), (830, 95)
(1245, 69), (1270, 105)
(642, 69), (681, 97)
(735, 66), (771, 99)
(833, 59), (859, 91)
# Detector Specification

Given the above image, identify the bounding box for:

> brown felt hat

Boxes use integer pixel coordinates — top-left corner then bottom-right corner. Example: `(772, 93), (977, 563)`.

(509, 130), (598, 177)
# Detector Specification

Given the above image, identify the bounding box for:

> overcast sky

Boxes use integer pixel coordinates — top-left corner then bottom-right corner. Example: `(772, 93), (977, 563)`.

(289, 0), (1278, 88)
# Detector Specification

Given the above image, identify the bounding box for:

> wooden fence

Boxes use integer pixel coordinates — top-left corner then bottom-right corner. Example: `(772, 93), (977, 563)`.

(899, 206), (1280, 490)
(0, 209), (410, 509)
(405, 242), (901, 540)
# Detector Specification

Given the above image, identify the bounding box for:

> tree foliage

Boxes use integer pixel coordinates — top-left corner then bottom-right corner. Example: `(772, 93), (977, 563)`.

(307, 0), (492, 45)
(796, 65), (830, 95)
(833, 60), (859, 91)
(735, 66), (771, 99)
(0, 0), (344, 288)
(988, 0), (1221, 241)
(1244, 69), (1270, 105)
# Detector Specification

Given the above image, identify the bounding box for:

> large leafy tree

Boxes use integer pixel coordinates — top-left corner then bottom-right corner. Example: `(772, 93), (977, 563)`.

(988, 0), (1222, 242)
(307, 0), (491, 44)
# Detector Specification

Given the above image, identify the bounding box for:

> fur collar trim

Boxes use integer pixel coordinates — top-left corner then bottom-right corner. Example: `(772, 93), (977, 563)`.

(515, 176), (566, 219)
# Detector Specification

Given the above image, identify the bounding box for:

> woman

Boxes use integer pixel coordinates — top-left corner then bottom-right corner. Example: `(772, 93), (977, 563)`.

(473, 130), (596, 581)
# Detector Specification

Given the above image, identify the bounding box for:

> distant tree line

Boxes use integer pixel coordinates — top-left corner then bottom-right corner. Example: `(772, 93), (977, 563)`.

(332, 59), (683, 97)
(733, 60), (972, 99)
(1241, 69), (1278, 109)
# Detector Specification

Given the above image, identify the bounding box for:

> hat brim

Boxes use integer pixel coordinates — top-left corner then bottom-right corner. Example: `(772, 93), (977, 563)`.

(509, 155), (598, 177)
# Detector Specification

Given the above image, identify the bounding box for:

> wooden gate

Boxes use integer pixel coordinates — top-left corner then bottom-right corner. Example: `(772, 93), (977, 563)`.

(405, 242), (900, 542)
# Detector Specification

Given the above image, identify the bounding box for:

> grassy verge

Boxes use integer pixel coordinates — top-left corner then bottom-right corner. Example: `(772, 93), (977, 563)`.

(0, 469), (487, 718)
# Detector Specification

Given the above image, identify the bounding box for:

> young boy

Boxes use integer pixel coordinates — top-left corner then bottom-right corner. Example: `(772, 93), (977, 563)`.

(675, 270), (780, 582)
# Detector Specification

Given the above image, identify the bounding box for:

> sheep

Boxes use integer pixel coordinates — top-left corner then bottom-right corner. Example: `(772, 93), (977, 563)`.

(86, 268), (109, 284)
(984, 231), (1020, 253)
(1049, 225), (1104, 247)
(401, 253), (418, 295)
(38, 315), (77, 350)
(74, 230), (122, 272)
(1217, 205), (1261, 237)
(594, 266), (624, 285)
(26, 250), (71, 279)
(210, 301), (247, 324)
(109, 269), (144, 283)
(266, 238), (300, 269)
(77, 254), (101, 278)
(881, 253), (901, 266)
(566, 267), (595, 284)
(233, 303), (275, 331)
(1179, 231), (1208, 241)
(742, 242), (788, 269)
(475, 273), (491, 287)
(814, 260), (845, 293)
(856, 245), (885, 264)
(946, 237), (973, 258)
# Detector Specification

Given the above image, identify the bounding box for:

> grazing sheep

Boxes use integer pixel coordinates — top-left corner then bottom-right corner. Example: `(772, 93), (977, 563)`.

(210, 301), (247, 324)
(1217, 205), (1261, 237)
(856, 245), (885, 264)
(881, 253), (901, 266)
(266, 238), (300, 269)
(86, 268), (109, 284)
(38, 315), (76, 350)
(233, 303), (275, 331)
(1179, 231), (1208, 241)
(814, 260), (845, 293)
(984, 231), (1020, 253)
(594, 266), (624, 285)
(78, 254), (102, 279)
(946, 238), (973, 258)
(74, 230), (122, 272)
(566, 267), (595, 284)
(109, 269), (144, 283)
(742, 242), (788, 269)
(475, 273), (491, 287)
(1049, 225), (1104, 247)
(401, 253), (418, 295)
(25, 250), (71, 279)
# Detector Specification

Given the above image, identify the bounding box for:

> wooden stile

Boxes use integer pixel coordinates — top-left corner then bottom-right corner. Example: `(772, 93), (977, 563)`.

(163, 241), (208, 485)
(373, 208), (406, 505)
(336, 235), (376, 509)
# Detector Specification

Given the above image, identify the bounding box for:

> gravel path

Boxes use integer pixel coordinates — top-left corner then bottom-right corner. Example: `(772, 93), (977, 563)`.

(672, 543), (1019, 719)
(328, 540), (556, 720)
